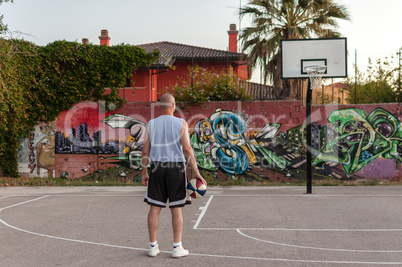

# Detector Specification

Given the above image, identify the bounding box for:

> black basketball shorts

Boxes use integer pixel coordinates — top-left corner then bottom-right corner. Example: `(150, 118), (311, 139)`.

(144, 161), (191, 208)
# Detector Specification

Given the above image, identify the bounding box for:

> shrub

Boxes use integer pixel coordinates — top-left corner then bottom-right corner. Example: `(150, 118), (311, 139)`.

(170, 65), (251, 104)
(0, 38), (158, 177)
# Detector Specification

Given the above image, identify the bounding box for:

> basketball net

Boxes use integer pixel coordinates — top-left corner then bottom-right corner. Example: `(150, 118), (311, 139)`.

(304, 65), (327, 90)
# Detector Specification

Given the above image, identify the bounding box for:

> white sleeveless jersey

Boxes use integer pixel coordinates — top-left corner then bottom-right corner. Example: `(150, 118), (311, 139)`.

(148, 115), (185, 162)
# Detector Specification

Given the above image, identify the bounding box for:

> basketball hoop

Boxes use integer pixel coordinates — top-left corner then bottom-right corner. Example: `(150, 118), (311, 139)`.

(304, 65), (327, 90)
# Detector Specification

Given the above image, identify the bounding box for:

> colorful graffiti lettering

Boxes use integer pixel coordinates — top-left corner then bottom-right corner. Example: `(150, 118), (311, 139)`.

(17, 122), (57, 177)
(313, 108), (402, 176)
(191, 108), (290, 178)
(28, 132), (36, 173)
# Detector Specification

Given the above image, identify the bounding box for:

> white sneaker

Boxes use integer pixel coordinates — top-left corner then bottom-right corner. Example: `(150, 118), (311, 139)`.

(172, 245), (189, 258)
(148, 244), (160, 257)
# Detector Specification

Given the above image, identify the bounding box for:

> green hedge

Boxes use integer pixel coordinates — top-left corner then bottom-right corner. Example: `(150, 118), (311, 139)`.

(0, 39), (158, 177)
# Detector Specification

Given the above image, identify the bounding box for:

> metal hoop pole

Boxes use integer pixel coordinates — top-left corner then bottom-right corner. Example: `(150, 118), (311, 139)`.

(306, 79), (312, 194)
(304, 65), (325, 194)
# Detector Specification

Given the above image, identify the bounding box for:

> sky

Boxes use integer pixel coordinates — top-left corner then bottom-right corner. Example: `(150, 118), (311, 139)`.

(2, 0), (402, 83)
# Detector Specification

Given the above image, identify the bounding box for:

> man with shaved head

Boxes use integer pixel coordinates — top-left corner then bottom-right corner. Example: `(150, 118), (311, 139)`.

(141, 93), (206, 258)
(160, 93), (175, 105)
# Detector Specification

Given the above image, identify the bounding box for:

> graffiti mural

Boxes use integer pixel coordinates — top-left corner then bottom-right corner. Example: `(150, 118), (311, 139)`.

(51, 109), (294, 180)
(17, 102), (402, 180)
(18, 122), (56, 177)
(190, 108), (290, 178)
(52, 108), (402, 180)
(28, 132), (36, 173)
(101, 114), (146, 169)
(54, 114), (146, 172)
(313, 108), (402, 176)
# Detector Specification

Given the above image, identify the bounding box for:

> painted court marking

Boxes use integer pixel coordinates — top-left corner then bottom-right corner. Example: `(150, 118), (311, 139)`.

(1, 194), (402, 265)
(0, 195), (50, 212)
(236, 229), (402, 253)
(193, 195), (214, 229)
(193, 194), (402, 254)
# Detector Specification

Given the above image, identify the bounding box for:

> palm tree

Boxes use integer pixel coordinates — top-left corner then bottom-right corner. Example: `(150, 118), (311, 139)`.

(239, 0), (350, 99)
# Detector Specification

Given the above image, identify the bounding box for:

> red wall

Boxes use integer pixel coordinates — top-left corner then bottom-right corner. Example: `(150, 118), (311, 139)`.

(104, 69), (158, 102)
(107, 60), (249, 102)
(156, 61), (244, 96)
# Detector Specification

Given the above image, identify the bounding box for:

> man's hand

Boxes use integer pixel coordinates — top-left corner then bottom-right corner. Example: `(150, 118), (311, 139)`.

(193, 172), (207, 186)
(142, 172), (149, 186)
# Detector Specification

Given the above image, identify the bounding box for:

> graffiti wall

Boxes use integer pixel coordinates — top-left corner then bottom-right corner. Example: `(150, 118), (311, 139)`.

(18, 121), (57, 178)
(17, 101), (402, 180)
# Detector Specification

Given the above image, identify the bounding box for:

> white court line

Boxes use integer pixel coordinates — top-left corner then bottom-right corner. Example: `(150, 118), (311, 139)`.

(211, 194), (402, 197)
(0, 195), (13, 200)
(236, 229), (402, 253)
(2, 194), (402, 265)
(0, 195), (149, 252)
(188, 252), (402, 265)
(2, 218), (401, 265)
(41, 195), (144, 197)
(0, 218), (148, 252)
(197, 227), (402, 232)
(0, 195), (49, 212)
(193, 195), (213, 229)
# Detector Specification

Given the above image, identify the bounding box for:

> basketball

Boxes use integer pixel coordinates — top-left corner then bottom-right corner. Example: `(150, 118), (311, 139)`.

(186, 178), (207, 198)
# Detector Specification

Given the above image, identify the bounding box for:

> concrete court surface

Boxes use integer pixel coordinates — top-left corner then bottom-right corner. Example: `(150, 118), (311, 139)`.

(1, 186), (402, 266)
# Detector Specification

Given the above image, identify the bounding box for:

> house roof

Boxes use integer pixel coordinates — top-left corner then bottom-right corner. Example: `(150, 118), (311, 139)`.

(137, 41), (247, 69)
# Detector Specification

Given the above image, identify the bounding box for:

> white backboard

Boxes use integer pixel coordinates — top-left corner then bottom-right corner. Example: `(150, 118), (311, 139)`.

(281, 38), (347, 79)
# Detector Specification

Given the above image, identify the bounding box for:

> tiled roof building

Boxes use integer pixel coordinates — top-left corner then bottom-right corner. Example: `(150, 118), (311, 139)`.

(98, 24), (249, 102)
(137, 41), (247, 67)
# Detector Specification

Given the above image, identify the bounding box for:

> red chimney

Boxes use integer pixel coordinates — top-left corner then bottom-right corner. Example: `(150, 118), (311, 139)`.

(99, 29), (110, 46)
(228, 24), (238, 53)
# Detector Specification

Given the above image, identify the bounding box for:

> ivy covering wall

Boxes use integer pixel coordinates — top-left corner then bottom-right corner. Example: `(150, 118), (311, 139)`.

(0, 38), (158, 177)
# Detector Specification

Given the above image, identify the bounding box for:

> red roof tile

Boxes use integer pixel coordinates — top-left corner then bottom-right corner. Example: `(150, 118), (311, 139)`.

(137, 41), (247, 68)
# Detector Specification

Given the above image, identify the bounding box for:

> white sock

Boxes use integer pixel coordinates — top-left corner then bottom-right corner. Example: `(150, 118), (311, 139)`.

(173, 242), (182, 248)
(150, 241), (158, 247)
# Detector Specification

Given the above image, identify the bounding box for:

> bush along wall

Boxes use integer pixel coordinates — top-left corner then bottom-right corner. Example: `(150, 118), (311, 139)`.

(0, 39), (158, 177)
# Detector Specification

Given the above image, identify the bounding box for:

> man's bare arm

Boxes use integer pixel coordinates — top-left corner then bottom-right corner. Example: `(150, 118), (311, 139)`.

(180, 120), (207, 185)
(141, 127), (151, 186)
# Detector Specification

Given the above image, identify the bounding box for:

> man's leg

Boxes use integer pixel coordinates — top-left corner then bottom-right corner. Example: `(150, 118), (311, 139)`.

(170, 207), (183, 243)
(171, 206), (189, 258)
(148, 205), (162, 242)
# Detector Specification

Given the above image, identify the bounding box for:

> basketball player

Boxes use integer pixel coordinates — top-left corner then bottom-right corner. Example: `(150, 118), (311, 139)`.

(141, 93), (207, 258)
